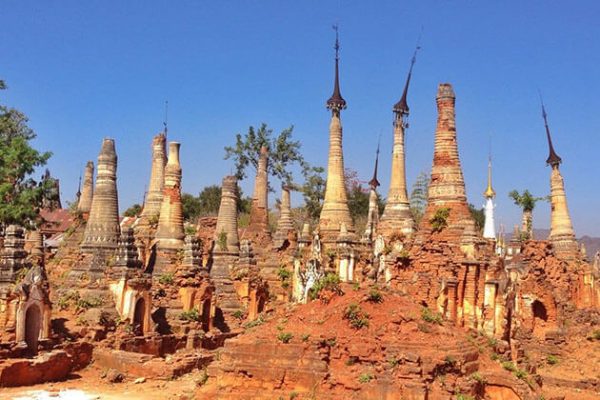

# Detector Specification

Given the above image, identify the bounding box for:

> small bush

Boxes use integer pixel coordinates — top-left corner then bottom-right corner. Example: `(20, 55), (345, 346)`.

(546, 354), (559, 365)
(244, 315), (265, 329)
(502, 361), (517, 372)
(590, 329), (600, 340)
(301, 333), (310, 342)
(515, 369), (528, 380)
(159, 273), (174, 285)
(76, 296), (104, 310)
(421, 307), (443, 325)
(343, 303), (370, 329)
(232, 310), (245, 320)
(388, 356), (400, 368)
(367, 288), (383, 303)
(217, 231), (228, 251)
(430, 207), (450, 233)
(456, 394), (475, 400)
(352, 281), (360, 291)
(277, 265), (291, 281)
(470, 372), (486, 384)
(289, 392), (299, 400)
(358, 372), (373, 384)
(444, 355), (457, 367)
(308, 273), (343, 301)
(277, 332), (293, 344)
(179, 308), (201, 322)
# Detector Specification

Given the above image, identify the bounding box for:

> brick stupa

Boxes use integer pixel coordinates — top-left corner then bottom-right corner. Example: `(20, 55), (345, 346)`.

(416, 84), (477, 247)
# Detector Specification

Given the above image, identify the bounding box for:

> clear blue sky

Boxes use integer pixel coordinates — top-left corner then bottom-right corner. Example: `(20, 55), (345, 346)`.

(2, 1), (599, 236)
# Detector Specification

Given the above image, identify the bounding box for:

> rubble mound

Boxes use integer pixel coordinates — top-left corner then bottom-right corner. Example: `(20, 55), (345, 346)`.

(201, 284), (535, 400)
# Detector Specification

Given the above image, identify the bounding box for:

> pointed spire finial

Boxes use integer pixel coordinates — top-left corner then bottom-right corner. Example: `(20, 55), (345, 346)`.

(484, 154), (495, 198)
(163, 100), (169, 140)
(539, 93), (562, 167)
(76, 174), (82, 199)
(393, 29), (422, 116)
(369, 135), (381, 189)
(326, 24), (347, 112)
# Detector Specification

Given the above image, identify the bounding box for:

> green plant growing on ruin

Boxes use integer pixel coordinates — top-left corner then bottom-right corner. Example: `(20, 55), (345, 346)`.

(159, 273), (174, 285)
(217, 231), (228, 251)
(508, 189), (547, 240)
(352, 281), (360, 291)
(456, 394), (475, 400)
(301, 333), (310, 342)
(308, 273), (343, 301)
(197, 369), (209, 386)
(388, 356), (400, 368)
(277, 332), (293, 344)
(277, 265), (291, 289)
(343, 303), (370, 329)
(232, 310), (245, 320)
(289, 392), (299, 400)
(179, 308), (201, 322)
(184, 225), (197, 236)
(590, 329), (600, 340)
(430, 207), (450, 233)
(243, 314), (265, 329)
(76, 296), (104, 310)
(546, 354), (559, 365)
(397, 249), (410, 264)
(75, 315), (88, 326)
(358, 372), (373, 384)
(470, 372), (486, 384)
(421, 307), (443, 325)
(345, 356), (358, 366)
(501, 361), (517, 372)
(367, 288), (383, 303)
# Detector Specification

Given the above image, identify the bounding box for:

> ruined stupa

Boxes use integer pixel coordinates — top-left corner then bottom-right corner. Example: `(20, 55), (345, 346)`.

(80, 138), (120, 254)
(155, 141), (185, 250)
(138, 132), (167, 228)
(243, 145), (270, 241)
(542, 102), (578, 258)
(77, 161), (94, 214)
(318, 28), (354, 240)
(273, 185), (294, 249)
(379, 48), (417, 237)
(416, 84), (477, 246)
(213, 176), (240, 254)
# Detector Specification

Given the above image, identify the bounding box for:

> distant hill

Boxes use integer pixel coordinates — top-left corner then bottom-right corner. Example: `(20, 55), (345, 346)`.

(506, 228), (600, 260)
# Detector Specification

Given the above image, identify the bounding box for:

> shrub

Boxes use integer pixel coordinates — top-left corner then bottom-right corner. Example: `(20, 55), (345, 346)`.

(590, 329), (600, 340)
(159, 273), (174, 285)
(232, 310), (245, 320)
(502, 361), (517, 372)
(277, 332), (293, 344)
(57, 291), (80, 310)
(217, 231), (228, 251)
(456, 394), (475, 400)
(179, 308), (201, 322)
(421, 307), (443, 325)
(277, 265), (291, 281)
(352, 281), (360, 291)
(470, 372), (486, 384)
(301, 333), (311, 342)
(367, 288), (383, 303)
(343, 303), (370, 329)
(388, 356), (400, 368)
(430, 207), (450, 233)
(308, 273), (343, 301)
(244, 315), (265, 329)
(289, 392), (299, 400)
(546, 354), (559, 365)
(515, 369), (528, 380)
(358, 372), (373, 383)
(76, 296), (104, 310)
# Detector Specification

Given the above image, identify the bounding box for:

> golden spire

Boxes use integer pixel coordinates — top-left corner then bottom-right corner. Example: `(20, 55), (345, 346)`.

(484, 156), (495, 198)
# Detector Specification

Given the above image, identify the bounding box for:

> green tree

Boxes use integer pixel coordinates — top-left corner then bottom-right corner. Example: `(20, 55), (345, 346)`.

(468, 204), (485, 234)
(300, 166), (326, 221)
(409, 171), (429, 225)
(198, 185), (221, 216)
(508, 189), (546, 239)
(123, 203), (142, 217)
(224, 123), (308, 187)
(182, 193), (202, 222)
(0, 80), (53, 229)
